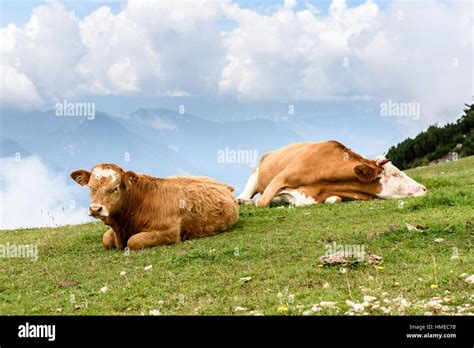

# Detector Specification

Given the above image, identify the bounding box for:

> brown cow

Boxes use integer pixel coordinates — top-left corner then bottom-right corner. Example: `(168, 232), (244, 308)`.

(70, 163), (239, 250)
(237, 141), (427, 207)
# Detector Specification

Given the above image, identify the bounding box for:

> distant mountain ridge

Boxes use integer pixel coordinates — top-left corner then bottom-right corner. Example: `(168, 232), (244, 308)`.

(0, 106), (301, 190)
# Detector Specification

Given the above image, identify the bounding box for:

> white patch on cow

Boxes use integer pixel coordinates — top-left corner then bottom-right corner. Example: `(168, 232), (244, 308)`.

(325, 196), (341, 204)
(278, 189), (316, 206)
(237, 167), (259, 200)
(92, 168), (117, 182)
(376, 162), (427, 199)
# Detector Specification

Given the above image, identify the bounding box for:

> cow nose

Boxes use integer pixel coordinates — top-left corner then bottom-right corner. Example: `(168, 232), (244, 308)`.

(89, 204), (103, 214)
(416, 185), (427, 195)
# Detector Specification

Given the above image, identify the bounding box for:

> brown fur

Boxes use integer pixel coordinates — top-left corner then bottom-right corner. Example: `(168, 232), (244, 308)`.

(70, 164), (239, 250)
(254, 141), (384, 207)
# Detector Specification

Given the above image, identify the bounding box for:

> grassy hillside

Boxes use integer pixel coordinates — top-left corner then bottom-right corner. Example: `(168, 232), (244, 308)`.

(1, 157), (473, 316)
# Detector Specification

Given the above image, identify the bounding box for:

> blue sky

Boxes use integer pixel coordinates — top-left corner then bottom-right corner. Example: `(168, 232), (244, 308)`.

(0, 0), (392, 27)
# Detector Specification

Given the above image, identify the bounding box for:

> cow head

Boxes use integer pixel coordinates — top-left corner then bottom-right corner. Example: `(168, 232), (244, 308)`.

(354, 156), (427, 199)
(70, 164), (138, 220)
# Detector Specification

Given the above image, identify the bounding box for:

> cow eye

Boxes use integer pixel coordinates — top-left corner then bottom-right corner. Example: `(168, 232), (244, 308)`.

(112, 187), (119, 193)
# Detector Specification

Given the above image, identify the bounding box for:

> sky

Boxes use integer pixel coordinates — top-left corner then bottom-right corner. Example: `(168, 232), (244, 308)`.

(1, 0), (471, 126)
(0, 0), (472, 229)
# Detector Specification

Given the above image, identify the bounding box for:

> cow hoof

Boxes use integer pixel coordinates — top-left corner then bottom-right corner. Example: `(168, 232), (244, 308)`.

(237, 198), (255, 205)
(255, 198), (267, 208)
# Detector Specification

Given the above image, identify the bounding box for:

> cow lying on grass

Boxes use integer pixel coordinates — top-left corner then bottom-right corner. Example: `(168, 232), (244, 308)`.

(70, 164), (239, 250)
(237, 141), (427, 207)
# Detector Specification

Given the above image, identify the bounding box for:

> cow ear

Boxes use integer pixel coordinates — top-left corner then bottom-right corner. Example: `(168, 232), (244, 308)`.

(70, 170), (91, 186)
(354, 164), (379, 182)
(123, 171), (138, 188)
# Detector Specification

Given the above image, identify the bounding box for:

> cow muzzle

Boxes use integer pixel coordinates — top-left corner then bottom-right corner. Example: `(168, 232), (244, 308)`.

(88, 204), (109, 219)
(411, 185), (428, 197)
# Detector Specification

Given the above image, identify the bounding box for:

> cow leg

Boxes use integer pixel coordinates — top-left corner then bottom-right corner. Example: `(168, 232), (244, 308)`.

(237, 167), (259, 205)
(324, 196), (342, 204)
(255, 174), (287, 208)
(126, 227), (180, 250)
(102, 228), (117, 249)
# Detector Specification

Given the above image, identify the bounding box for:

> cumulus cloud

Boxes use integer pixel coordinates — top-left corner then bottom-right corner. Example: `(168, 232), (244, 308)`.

(0, 0), (85, 104)
(0, 0), (471, 126)
(0, 64), (43, 109)
(220, 0), (471, 125)
(219, 0), (380, 100)
(0, 156), (92, 229)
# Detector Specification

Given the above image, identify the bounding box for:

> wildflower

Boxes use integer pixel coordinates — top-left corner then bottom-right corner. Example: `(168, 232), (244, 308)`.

(149, 309), (161, 316)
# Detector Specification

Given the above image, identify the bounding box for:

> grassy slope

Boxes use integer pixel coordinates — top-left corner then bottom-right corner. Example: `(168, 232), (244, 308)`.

(0, 157), (473, 316)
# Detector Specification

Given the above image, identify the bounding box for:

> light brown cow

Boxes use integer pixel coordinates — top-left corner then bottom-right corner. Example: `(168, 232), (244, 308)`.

(70, 163), (239, 250)
(237, 141), (427, 207)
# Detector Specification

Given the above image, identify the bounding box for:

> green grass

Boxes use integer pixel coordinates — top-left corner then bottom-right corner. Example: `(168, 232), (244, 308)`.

(1, 157), (473, 316)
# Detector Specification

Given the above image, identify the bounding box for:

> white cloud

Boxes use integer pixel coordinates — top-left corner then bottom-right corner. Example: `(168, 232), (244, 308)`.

(0, 156), (92, 229)
(0, 0), (471, 127)
(219, 0), (380, 100)
(0, 0), (86, 105)
(348, 0), (472, 126)
(220, 0), (471, 126)
(0, 64), (43, 109)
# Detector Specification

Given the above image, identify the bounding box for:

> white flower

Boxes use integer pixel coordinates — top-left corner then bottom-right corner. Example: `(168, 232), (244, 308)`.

(149, 309), (161, 316)
(240, 276), (252, 282)
(144, 265), (153, 271)
(346, 300), (364, 312)
(396, 298), (411, 310)
(311, 305), (321, 312)
(434, 238), (445, 243)
(363, 295), (377, 303)
(119, 271), (127, 276)
(340, 267), (348, 274)
(234, 306), (248, 312)
(100, 286), (108, 293)
(323, 282), (330, 289)
(319, 301), (337, 307)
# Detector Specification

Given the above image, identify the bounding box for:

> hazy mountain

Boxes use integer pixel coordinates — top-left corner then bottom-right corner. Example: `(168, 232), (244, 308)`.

(117, 108), (301, 185)
(0, 107), (302, 190)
